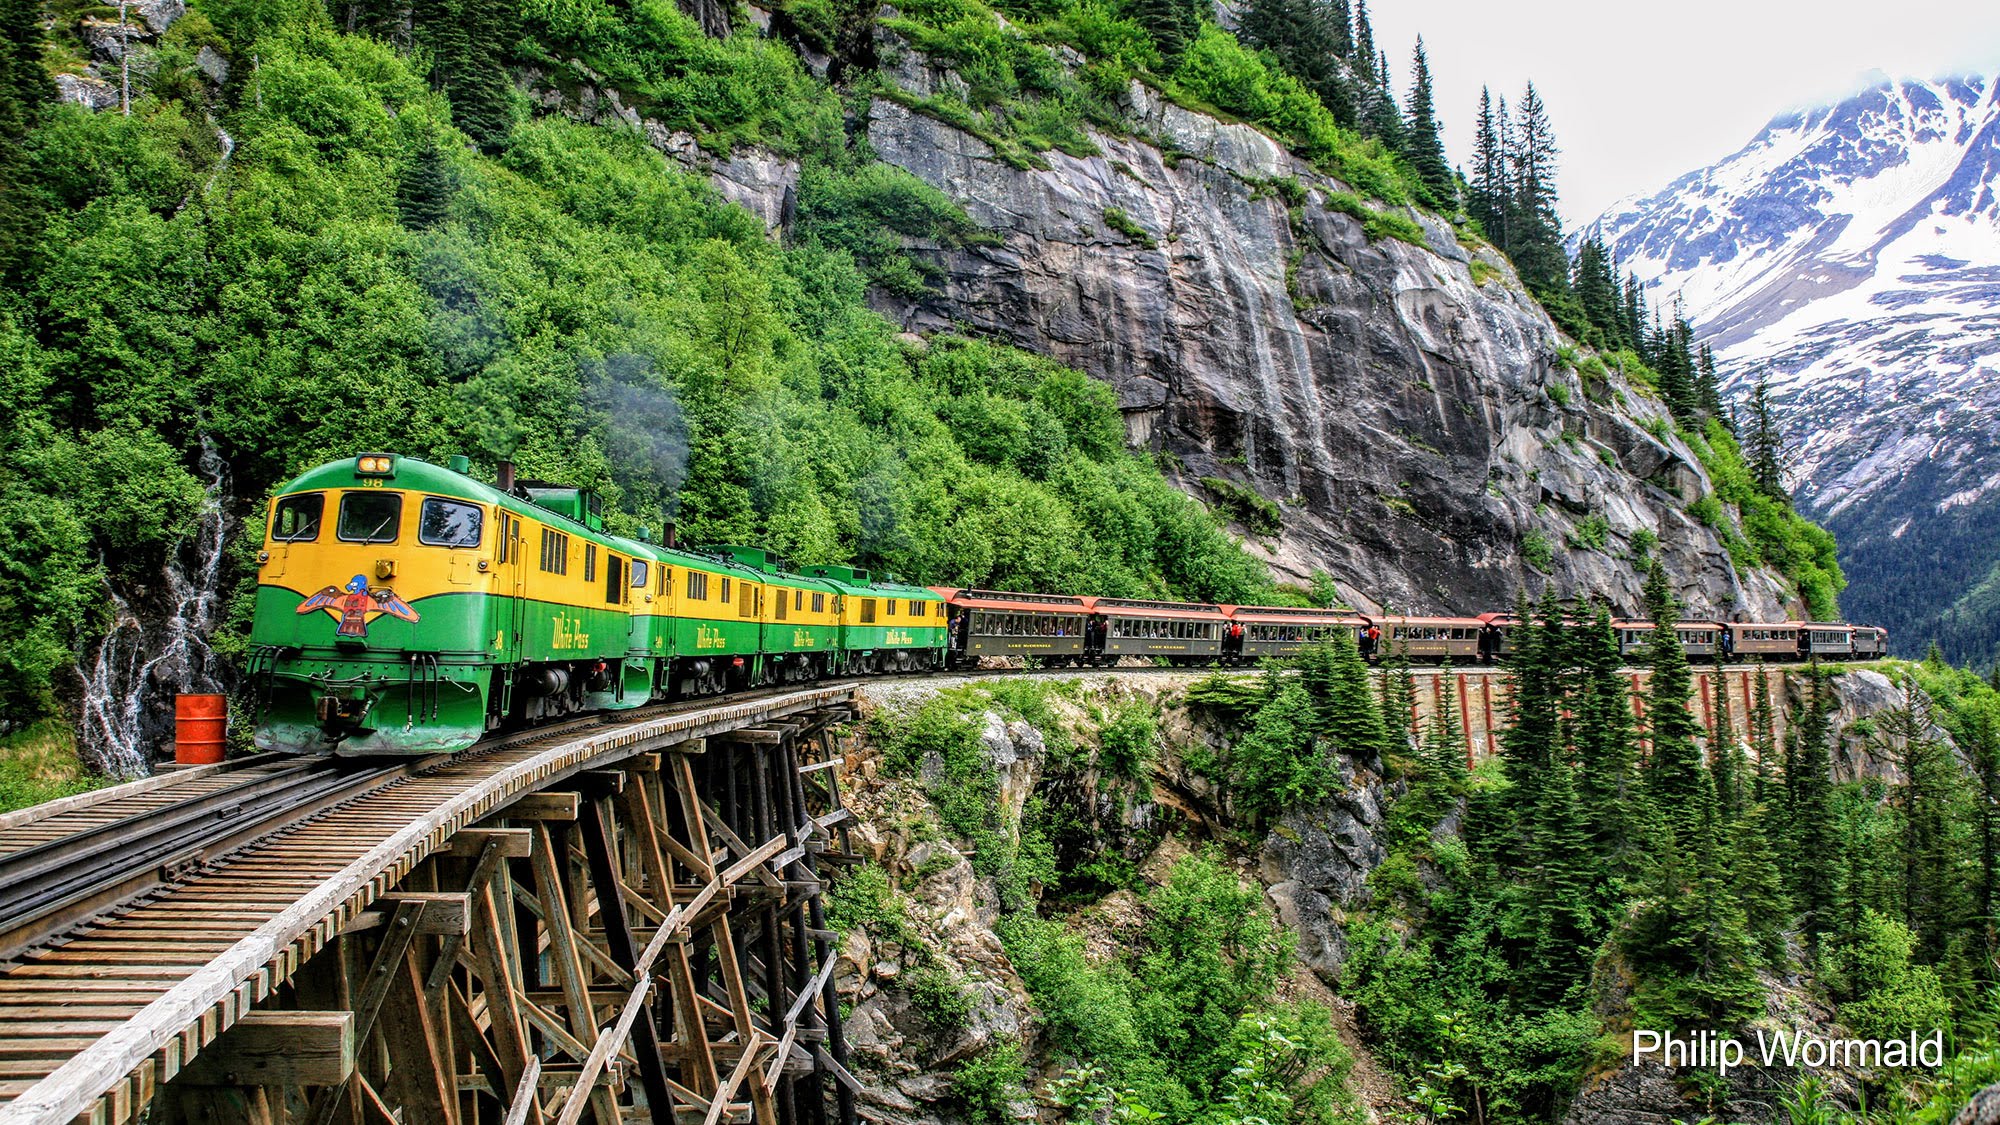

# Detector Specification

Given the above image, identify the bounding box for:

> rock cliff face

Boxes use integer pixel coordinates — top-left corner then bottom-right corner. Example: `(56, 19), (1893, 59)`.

(852, 42), (1796, 618)
(531, 32), (1801, 618)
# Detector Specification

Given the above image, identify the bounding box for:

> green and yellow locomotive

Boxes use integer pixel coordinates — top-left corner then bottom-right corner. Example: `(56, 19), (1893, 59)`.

(247, 454), (947, 756)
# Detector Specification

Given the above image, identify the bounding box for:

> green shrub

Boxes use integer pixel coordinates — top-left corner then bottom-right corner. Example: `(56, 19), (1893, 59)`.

(954, 1041), (1028, 1124)
(1097, 703), (1159, 780)
(1322, 190), (1427, 245)
(1199, 476), (1282, 536)
(1169, 27), (1419, 206)
(1102, 206), (1157, 249)
(1522, 529), (1554, 572)
(1566, 514), (1609, 552)
(907, 961), (976, 1032)
(794, 162), (988, 294)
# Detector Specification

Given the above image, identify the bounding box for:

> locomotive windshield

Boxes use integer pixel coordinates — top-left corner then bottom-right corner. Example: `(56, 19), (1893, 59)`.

(337, 492), (402, 543)
(418, 497), (483, 547)
(271, 493), (323, 541)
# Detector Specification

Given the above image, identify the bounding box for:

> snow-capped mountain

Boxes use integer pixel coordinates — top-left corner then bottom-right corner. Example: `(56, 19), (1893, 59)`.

(1586, 72), (2000, 662)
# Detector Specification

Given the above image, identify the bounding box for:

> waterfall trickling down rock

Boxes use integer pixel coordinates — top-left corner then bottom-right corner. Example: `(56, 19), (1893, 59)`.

(75, 439), (232, 778)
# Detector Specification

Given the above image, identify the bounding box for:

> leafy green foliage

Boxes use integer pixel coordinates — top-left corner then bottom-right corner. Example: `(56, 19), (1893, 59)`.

(520, 0), (842, 152)
(1168, 26), (1419, 205)
(0, 7), (1279, 725)
(1680, 420), (1844, 618)
(1101, 206), (1156, 249)
(998, 853), (1357, 1123)
(954, 1041), (1028, 1123)
(1320, 190), (1427, 245)
(1520, 529), (1553, 572)
(1199, 476), (1282, 536)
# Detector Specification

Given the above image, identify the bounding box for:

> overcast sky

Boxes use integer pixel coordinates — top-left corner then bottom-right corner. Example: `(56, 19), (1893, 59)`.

(1365, 0), (2000, 226)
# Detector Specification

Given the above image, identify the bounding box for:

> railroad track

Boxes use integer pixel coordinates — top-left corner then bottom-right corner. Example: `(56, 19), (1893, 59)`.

(0, 685), (855, 1125)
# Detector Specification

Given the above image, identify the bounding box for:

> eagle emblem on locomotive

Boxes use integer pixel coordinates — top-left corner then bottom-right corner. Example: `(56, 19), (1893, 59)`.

(298, 575), (419, 638)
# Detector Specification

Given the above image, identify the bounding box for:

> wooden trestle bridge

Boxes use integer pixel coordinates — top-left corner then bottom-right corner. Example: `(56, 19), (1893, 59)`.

(0, 685), (863, 1125)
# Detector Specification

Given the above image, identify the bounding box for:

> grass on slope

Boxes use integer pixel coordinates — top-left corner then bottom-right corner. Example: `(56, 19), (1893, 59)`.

(0, 721), (104, 814)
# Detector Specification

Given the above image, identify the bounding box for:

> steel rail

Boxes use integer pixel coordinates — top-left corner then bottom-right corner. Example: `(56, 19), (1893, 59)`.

(0, 684), (855, 1125)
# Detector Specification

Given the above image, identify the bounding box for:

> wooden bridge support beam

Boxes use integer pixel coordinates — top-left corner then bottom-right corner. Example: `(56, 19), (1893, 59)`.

(142, 704), (858, 1125)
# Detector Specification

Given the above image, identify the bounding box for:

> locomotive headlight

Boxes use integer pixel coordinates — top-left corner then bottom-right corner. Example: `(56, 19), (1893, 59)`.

(355, 454), (397, 476)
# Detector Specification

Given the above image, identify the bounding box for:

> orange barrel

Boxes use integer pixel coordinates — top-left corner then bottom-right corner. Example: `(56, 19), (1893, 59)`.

(174, 694), (228, 765)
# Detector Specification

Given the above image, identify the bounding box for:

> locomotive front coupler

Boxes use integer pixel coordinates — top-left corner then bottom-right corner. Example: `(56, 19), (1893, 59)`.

(314, 691), (377, 742)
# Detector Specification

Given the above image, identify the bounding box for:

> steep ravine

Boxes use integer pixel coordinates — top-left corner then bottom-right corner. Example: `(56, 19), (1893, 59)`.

(539, 23), (1806, 620)
(828, 667), (1950, 1124)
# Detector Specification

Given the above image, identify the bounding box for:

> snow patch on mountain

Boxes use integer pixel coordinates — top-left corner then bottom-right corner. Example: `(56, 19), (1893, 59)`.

(1584, 73), (2000, 659)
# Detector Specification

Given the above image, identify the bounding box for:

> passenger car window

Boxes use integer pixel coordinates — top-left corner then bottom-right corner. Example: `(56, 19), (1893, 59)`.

(418, 497), (483, 547)
(337, 492), (402, 543)
(272, 493), (324, 542)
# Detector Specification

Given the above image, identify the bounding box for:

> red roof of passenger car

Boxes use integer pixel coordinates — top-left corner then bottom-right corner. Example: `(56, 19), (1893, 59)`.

(1220, 605), (1367, 626)
(1373, 615), (1486, 628)
(932, 588), (1089, 613)
(1081, 597), (1227, 621)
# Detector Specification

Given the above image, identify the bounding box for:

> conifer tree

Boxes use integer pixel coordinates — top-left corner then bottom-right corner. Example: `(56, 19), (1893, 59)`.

(1402, 38), (1452, 206)
(1360, 48), (1404, 152)
(1878, 675), (1966, 962)
(1300, 633), (1389, 771)
(1239, 0), (1352, 126)
(1622, 273), (1648, 353)
(1505, 82), (1571, 299)
(1639, 562), (1705, 833)
(1652, 304), (1700, 420)
(1524, 757), (1599, 1005)
(1786, 663), (1842, 946)
(1575, 602), (1638, 861)
(1750, 660), (1778, 804)
(414, 0), (520, 149)
(1695, 344), (1727, 424)
(1351, 0), (1375, 80)
(1711, 686), (1743, 823)
(1964, 700), (2000, 978)
(1499, 594), (1560, 858)
(1422, 673), (1467, 784)
(396, 138), (455, 230)
(1571, 236), (1624, 350)
(1469, 88), (1509, 246)
(1378, 642), (1418, 748)
(0, 0), (50, 277)
(1732, 801), (1793, 965)
(1745, 374), (1787, 501)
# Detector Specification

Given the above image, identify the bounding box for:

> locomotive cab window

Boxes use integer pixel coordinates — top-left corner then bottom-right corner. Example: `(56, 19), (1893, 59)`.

(606, 555), (624, 604)
(418, 497), (483, 548)
(272, 493), (324, 542)
(337, 492), (402, 543)
(630, 559), (649, 590)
